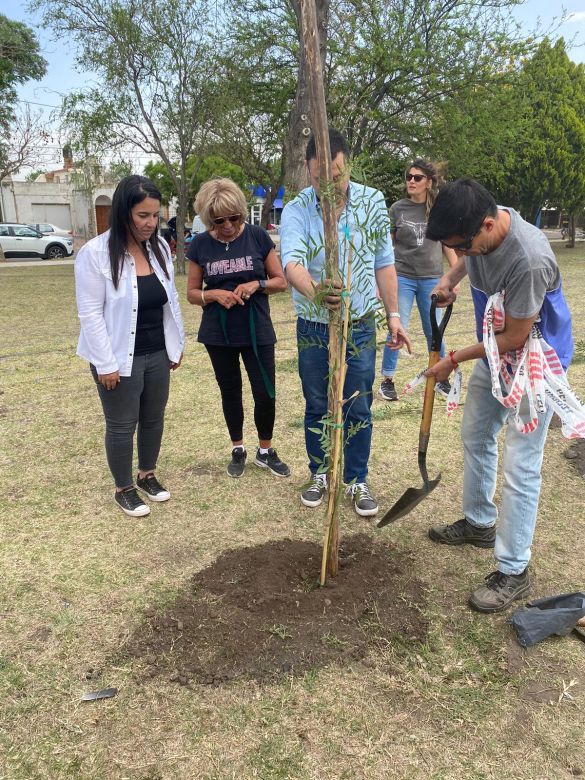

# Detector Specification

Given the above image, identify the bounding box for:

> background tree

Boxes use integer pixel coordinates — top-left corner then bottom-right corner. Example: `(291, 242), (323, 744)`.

(511, 39), (585, 234)
(220, 0), (536, 208)
(33, 0), (221, 272)
(428, 38), (585, 235)
(0, 14), (47, 207)
(144, 155), (249, 214)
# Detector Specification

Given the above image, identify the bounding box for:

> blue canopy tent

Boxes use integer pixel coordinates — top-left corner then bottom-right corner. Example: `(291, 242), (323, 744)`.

(250, 185), (285, 225)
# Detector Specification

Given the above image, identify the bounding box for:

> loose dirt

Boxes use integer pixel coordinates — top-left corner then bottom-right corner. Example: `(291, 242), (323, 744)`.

(124, 534), (428, 686)
(564, 439), (585, 479)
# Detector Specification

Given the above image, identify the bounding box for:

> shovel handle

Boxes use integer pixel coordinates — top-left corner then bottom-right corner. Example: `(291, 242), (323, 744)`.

(430, 295), (453, 353)
(419, 350), (441, 452)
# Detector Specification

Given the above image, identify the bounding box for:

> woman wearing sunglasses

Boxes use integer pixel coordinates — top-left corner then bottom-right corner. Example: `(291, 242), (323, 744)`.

(379, 158), (458, 401)
(187, 177), (290, 478)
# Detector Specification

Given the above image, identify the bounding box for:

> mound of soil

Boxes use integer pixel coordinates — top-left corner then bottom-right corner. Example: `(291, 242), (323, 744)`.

(565, 439), (585, 479)
(125, 534), (428, 686)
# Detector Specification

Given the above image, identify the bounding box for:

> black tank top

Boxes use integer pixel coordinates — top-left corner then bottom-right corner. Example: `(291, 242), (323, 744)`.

(134, 273), (168, 355)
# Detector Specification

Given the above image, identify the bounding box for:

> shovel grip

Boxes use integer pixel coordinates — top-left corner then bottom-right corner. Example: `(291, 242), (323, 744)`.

(419, 350), (441, 448)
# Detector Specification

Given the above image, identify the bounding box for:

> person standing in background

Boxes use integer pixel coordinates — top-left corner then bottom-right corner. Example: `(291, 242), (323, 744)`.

(379, 159), (458, 401)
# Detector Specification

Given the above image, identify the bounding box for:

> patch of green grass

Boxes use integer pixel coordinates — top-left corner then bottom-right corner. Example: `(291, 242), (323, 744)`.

(248, 734), (307, 780)
(571, 339), (585, 365)
(277, 357), (299, 372)
(266, 624), (292, 640)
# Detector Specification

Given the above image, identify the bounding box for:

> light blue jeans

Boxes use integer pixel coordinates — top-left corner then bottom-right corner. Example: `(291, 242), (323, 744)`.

(381, 275), (445, 377)
(462, 360), (554, 575)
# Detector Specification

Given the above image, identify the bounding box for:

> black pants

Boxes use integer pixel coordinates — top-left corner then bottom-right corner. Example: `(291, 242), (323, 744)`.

(205, 344), (276, 443)
(91, 349), (170, 488)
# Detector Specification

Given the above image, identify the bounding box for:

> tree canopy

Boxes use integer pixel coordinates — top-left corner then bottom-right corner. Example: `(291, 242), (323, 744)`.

(0, 14), (47, 184)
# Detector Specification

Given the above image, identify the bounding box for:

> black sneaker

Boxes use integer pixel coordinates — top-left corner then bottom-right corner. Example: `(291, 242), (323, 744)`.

(136, 472), (170, 502)
(227, 448), (247, 478)
(301, 473), (327, 507)
(428, 517), (495, 548)
(435, 379), (452, 399)
(346, 482), (378, 517)
(115, 487), (150, 517)
(254, 448), (291, 477)
(468, 569), (531, 613)
(379, 378), (398, 401)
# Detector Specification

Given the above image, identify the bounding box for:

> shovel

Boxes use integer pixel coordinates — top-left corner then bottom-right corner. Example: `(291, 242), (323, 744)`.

(377, 295), (453, 528)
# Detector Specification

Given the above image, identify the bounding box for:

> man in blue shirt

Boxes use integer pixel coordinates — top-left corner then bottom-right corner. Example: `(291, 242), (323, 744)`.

(280, 129), (410, 517)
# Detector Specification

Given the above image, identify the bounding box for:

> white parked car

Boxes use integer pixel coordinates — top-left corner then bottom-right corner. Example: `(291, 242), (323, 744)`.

(28, 222), (73, 238)
(0, 223), (74, 259)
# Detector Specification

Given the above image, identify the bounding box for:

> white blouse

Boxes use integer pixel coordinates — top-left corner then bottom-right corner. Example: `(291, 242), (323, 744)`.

(75, 230), (185, 376)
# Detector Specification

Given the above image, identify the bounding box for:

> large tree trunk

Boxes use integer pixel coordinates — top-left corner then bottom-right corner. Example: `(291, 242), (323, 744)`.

(285, 0), (330, 195)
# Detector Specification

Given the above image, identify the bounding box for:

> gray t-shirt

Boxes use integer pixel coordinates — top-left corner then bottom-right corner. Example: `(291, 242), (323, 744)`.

(388, 198), (444, 278)
(465, 208), (561, 319)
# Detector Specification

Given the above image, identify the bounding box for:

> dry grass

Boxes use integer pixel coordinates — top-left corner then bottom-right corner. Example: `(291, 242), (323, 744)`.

(1, 245), (585, 779)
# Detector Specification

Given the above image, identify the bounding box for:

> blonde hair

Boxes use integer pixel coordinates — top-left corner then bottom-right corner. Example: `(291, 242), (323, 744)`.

(195, 178), (249, 230)
(405, 158), (446, 219)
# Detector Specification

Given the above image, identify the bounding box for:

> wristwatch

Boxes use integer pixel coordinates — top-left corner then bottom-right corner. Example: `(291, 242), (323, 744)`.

(387, 311), (401, 319)
(259, 279), (267, 290)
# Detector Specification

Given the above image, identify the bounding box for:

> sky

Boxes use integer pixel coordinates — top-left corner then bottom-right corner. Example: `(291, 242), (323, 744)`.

(2, 0), (585, 175)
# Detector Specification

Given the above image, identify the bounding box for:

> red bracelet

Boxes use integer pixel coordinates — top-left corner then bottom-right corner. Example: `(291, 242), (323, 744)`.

(448, 350), (459, 369)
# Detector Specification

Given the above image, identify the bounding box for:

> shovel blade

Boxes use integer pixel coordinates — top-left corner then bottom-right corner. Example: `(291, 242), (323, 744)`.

(376, 473), (441, 528)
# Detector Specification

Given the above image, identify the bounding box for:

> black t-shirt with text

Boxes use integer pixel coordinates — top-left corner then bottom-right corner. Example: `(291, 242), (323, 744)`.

(187, 223), (277, 346)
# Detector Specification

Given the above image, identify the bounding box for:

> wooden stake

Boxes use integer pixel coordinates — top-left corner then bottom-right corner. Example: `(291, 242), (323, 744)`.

(299, 0), (344, 584)
(320, 242), (353, 585)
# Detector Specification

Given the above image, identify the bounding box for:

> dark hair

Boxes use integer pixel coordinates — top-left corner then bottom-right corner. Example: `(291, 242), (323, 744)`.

(405, 158), (445, 219)
(108, 175), (169, 289)
(426, 178), (498, 242)
(305, 128), (349, 162)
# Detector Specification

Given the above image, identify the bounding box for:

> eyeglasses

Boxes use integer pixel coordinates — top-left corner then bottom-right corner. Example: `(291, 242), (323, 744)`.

(405, 174), (427, 182)
(442, 235), (477, 252)
(443, 216), (487, 251)
(212, 214), (241, 225)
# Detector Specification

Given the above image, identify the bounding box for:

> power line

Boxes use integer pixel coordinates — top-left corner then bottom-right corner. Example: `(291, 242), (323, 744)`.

(18, 99), (61, 109)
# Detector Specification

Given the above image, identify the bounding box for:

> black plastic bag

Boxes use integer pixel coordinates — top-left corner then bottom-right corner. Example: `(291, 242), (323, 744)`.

(510, 592), (585, 648)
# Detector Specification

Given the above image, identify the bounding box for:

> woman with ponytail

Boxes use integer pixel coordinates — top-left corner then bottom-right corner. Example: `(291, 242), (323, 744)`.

(379, 158), (458, 401)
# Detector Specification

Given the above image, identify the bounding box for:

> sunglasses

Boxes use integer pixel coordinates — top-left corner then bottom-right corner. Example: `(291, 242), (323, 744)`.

(212, 214), (242, 225)
(406, 174), (427, 182)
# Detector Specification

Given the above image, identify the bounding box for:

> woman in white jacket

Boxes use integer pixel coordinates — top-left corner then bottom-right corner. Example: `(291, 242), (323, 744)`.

(75, 176), (185, 517)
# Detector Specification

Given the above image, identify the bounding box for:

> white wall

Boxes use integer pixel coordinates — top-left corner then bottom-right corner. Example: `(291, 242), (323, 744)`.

(0, 181), (115, 239)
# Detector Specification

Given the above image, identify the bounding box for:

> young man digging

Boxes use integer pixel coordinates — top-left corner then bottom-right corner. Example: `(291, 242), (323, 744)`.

(424, 178), (574, 613)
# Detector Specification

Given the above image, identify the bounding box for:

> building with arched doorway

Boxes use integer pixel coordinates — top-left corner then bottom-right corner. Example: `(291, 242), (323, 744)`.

(94, 193), (112, 235)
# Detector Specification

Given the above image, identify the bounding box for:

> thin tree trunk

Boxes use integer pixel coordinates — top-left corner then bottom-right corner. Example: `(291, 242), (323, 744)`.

(300, 0), (342, 584)
(286, 0), (330, 195)
(175, 188), (188, 275)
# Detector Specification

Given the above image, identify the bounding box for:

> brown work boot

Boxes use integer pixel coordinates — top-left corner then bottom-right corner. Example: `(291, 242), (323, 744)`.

(468, 569), (531, 613)
(428, 517), (495, 548)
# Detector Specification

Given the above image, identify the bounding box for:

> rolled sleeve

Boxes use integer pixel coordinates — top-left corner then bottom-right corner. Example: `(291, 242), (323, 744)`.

(280, 202), (310, 270)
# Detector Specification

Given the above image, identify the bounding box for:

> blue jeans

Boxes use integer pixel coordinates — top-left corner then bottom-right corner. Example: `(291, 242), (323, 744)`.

(462, 360), (554, 575)
(381, 275), (445, 377)
(297, 317), (376, 483)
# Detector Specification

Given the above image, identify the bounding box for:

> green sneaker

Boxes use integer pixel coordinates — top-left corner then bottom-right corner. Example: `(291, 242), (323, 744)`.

(468, 569), (531, 613)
